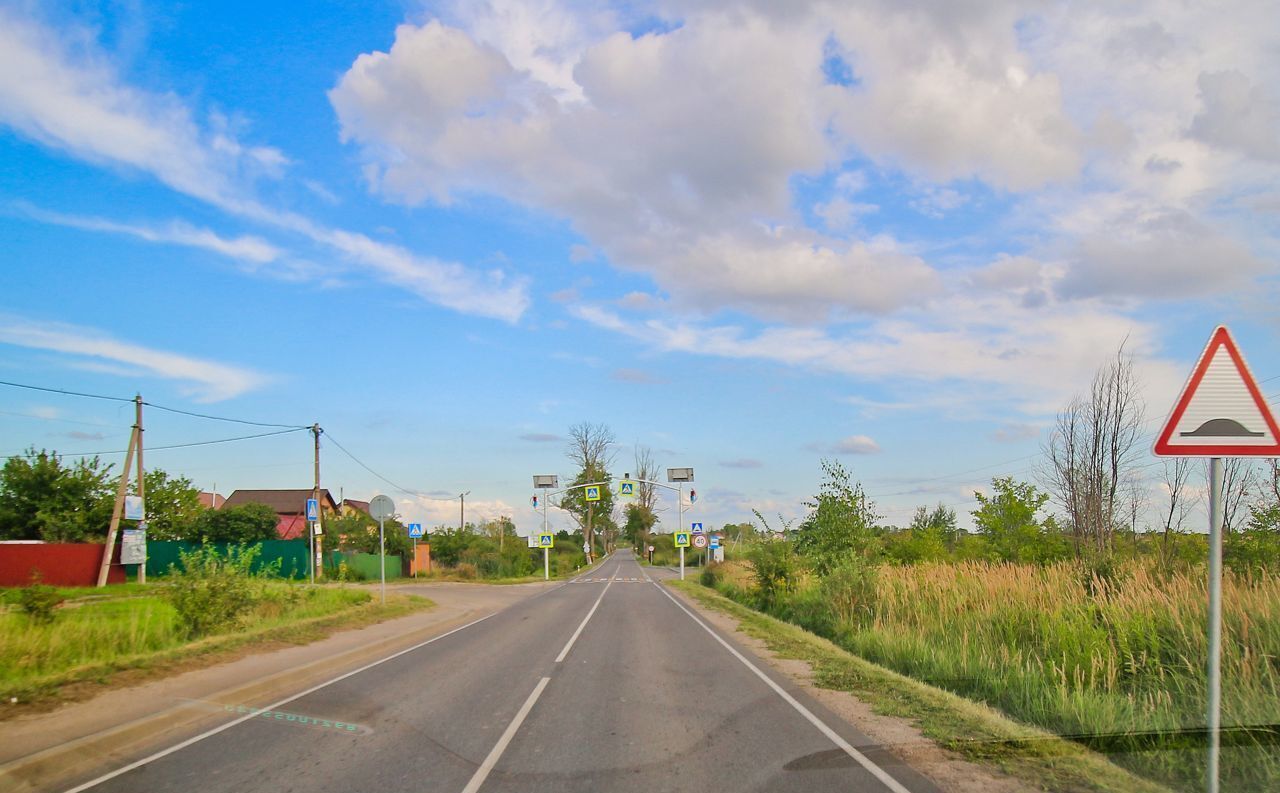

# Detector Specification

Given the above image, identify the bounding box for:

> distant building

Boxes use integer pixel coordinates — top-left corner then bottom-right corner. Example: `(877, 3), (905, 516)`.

(221, 489), (338, 540)
(339, 499), (370, 517)
(198, 491), (225, 510)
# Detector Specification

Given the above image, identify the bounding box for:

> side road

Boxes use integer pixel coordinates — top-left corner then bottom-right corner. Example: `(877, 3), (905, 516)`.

(0, 579), (563, 793)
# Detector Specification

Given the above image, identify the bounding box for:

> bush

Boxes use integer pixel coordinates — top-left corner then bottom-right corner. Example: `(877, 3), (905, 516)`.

(821, 558), (878, 628)
(747, 539), (799, 609)
(167, 544), (274, 637)
(699, 563), (721, 587)
(453, 562), (478, 580)
(18, 572), (63, 624)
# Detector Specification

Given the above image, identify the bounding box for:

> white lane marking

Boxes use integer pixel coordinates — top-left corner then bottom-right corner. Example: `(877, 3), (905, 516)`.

(460, 676), (551, 793)
(61, 614), (497, 793)
(555, 576), (614, 662)
(654, 584), (914, 793)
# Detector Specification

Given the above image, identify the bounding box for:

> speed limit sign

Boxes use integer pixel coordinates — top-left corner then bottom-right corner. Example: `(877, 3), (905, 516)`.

(692, 534), (708, 549)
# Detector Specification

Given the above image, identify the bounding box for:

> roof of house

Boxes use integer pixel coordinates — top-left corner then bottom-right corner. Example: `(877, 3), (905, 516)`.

(222, 489), (337, 515)
(341, 499), (370, 514)
(197, 491), (224, 509)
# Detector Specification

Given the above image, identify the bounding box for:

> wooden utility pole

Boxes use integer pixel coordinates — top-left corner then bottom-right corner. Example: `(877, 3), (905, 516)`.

(311, 423), (322, 583)
(98, 396), (143, 587)
(135, 395), (146, 584)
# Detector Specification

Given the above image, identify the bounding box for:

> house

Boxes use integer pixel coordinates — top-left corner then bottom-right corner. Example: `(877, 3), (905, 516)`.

(339, 499), (370, 517)
(221, 489), (338, 540)
(198, 491), (225, 510)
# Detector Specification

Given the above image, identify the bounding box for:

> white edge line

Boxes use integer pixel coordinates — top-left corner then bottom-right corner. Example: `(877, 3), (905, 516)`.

(555, 577), (613, 662)
(61, 613), (496, 793)
(459, 676), (551, 793)
(654, 583), (914, 793)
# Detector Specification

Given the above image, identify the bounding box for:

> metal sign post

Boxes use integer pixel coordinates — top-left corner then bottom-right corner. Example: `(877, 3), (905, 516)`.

(369, 495), (396, 605)
(1152, 326), (1280, 793)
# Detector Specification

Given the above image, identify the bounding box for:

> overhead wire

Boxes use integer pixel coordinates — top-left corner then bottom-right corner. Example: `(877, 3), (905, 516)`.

(6, 427), (308, 459)
(323, 432), (459, 502)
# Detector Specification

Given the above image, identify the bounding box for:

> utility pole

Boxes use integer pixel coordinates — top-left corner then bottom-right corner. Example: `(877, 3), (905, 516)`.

(459, 491), (469, 531)
(311, 423), (322, 584)
(135, 395), (146, 585)
(99, 396), (143, 587)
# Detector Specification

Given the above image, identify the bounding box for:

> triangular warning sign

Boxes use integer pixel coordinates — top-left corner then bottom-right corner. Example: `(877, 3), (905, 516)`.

(1154, 326), (1280, 456)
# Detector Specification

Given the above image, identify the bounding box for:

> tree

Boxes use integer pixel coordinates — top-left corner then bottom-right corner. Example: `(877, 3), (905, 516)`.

(187, 503), (280, 544)
(890, 503), (956, 563)
(1043, 346), (1145, 554)
(627, 444), (662, 552)
(795, 459), (880, 575)
(1221, 457), (1257, 534)
(0, 449), (114, 542)
(562, 422), (616, 561)
(972, 477), (1068, 563)
(1159, 457), (1197, 558)
(137, 469), (204, 540)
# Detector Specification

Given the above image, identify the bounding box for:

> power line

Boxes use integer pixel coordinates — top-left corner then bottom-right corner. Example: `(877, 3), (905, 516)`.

(0, 379), (132, 403)
(6, 427), (308, 459)
(323, 432), (461, 502)
(142, 401), (307, 429)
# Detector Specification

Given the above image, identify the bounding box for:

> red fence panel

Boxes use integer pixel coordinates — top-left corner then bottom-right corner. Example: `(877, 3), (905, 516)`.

(0, 543), (126, 587)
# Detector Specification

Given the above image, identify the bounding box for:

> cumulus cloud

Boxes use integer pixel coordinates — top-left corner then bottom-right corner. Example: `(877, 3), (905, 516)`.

(0, 9), (528, 322)
(0, 316), (269, 402)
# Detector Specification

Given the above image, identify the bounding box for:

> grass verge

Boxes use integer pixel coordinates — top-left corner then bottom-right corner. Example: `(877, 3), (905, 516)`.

(0, 585), (433, 715)
(670, 580), (1173, 793)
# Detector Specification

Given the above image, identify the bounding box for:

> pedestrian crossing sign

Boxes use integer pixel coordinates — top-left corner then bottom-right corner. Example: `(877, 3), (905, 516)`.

(674, 532), (691, 548)
(538, 532), (554, 548)
(619, 480), (635, 497)
(585, 485), (601, 502)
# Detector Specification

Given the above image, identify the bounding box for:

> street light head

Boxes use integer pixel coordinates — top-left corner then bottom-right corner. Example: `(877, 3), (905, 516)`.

(666, 467), (694, 483)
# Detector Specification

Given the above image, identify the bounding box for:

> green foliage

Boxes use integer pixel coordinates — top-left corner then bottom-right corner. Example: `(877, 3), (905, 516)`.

(17, 573), (64, 624)
(331, 510), (412, 556)
(971, 477), (1071, 563)
(0, 449), (114, 542)
(1226, 502), (1280, 577)
(794, 459), (880, 575)
(821, 558), (878, 628)
(188, 503), (280, 544)
(166, 544), (276, 637)
(699, 563), (721, 587)
(747, 539), (799, 609)
(136, 469), (203, 540)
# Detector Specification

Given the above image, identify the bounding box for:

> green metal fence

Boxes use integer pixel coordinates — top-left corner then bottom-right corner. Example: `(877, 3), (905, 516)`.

(146, 540), (310, 579)
(325, 551), (403, 581)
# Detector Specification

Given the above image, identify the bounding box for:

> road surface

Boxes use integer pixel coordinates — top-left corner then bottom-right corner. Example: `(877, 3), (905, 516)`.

(60, 550), (940, 793)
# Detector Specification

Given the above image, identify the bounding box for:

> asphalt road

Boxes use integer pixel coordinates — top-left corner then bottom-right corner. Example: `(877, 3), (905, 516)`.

(63, 550), (940, 793)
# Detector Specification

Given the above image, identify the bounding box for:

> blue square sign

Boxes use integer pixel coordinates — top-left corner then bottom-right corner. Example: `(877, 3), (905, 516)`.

(305, 498), (319, 521)
(691, 522), (704, 534)
(407, 523), (424, 538)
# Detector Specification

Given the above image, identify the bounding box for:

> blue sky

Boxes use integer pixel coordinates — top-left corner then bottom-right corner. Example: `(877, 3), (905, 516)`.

(1, 0), (1278, 533)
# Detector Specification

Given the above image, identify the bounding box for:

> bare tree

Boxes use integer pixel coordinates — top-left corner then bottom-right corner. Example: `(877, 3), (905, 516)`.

(1221, 457), (1258, 534)
(1042, 346), (1146, 554)
(1159, 457), (1197, 556)
(563, 423), (617, 561)
(630, 444), (662, 553)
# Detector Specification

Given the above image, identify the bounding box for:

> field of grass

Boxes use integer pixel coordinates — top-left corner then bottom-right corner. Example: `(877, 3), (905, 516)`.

(0, 582), (430, 706)
(0, 582), (155, 605)
(708, 559), (1280, 793)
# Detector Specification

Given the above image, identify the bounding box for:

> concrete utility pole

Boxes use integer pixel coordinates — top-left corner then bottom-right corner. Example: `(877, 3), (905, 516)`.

(311, 423), (322, 584)
(459, 491), (470, 531)
(99, 396), (144, 587)
(135, 395), (146, 584)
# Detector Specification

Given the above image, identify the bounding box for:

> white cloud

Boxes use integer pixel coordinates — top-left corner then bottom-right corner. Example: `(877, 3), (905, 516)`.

(14, 203), (282, 263)
(0, 8), (528, 322)
(833, 435), (881, 455)
(0, 316), (269, 402)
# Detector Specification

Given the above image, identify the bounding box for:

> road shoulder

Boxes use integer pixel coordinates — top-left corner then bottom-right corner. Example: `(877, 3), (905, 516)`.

(667, 581), (1173, 793)
(0, 580), (555, 793)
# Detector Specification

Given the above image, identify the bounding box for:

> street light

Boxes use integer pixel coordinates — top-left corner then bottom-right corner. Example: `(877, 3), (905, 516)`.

(459, 490), (471, 532)
(533, 475), (558, 579)
(667, 468), (695, 580)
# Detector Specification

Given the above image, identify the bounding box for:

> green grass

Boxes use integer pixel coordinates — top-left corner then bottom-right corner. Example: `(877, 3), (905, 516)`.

(0, 582), (433, 707)
(673, 580), (1174, 793)
(0, 582), (155, 605)
(704, 559), (1280, 793)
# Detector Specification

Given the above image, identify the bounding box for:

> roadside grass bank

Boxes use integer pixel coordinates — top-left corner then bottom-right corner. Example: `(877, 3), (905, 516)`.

(672, 579), (1173, 793)
(0, 582), (432, 713)
(0, 582), (154, 606)
(700, 559), (1280, 793)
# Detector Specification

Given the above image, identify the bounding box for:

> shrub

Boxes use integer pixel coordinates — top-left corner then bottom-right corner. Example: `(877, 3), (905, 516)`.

(821, 558), (878, 628)
(699, 563), (721, 587)
(747, 539), (799, 609)
(453, 562), (478, 580)
(166, 544), (272, 637)
(18, 571), (63, 624)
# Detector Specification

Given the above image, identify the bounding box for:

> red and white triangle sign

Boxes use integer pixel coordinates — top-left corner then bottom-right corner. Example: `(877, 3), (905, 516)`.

(1154, 326), (1280, 457)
